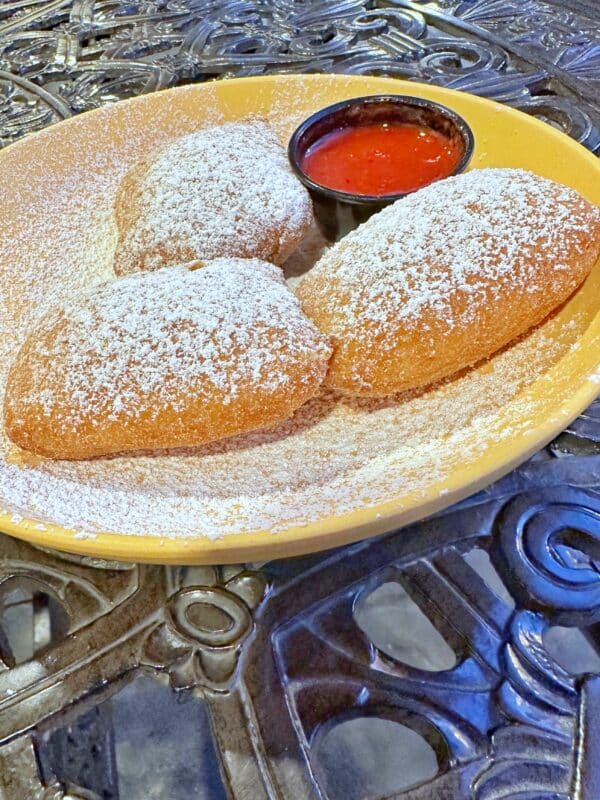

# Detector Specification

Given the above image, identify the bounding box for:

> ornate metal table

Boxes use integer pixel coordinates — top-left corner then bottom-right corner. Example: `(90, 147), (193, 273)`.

(1, 2), (600, 798)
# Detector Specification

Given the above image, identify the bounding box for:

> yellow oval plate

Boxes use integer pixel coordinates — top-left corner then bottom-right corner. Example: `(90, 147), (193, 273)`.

(0, 74), (599, 564)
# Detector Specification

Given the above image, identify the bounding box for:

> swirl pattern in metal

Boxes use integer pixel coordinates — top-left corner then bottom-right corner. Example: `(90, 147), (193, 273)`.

(0, 1), (600, 798)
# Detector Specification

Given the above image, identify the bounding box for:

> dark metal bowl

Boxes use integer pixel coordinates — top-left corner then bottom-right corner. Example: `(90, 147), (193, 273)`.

(288, 94), (475, 241)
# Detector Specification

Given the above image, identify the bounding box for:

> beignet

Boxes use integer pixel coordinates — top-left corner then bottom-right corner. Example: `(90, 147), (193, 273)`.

(297, 168), (600, 397)
(113, 120), (313, 275)
(5, 259), (331, 460)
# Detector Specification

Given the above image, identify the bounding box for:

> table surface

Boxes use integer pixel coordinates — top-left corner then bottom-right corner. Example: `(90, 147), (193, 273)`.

(1, 2), (600, 799)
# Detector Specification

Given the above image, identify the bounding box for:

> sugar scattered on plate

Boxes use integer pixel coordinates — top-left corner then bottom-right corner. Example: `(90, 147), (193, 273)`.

(0, 87), (592, 540)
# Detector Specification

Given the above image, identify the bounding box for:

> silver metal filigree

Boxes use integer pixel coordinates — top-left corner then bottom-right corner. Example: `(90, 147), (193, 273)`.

(0, 1), (600, 798)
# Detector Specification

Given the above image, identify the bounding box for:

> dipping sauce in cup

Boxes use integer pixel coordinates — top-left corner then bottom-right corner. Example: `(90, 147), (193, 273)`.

(288, 95), (474, 240)
(302, 123), (463, 196)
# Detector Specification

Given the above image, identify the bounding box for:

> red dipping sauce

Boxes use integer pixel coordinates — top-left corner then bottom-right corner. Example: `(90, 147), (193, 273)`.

(301, 122), (463, 197)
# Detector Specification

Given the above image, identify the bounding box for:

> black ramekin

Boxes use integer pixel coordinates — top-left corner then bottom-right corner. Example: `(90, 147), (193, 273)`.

(288, 94), (475, 241)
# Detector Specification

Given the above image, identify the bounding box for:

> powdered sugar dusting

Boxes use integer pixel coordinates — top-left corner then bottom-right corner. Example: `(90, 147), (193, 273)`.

(0, 83), (597, 541)
(11, 259), (330, 432)
(306, 168), (600, 340)
(114, 120), (313, 273)
(0, 324), (586, 538)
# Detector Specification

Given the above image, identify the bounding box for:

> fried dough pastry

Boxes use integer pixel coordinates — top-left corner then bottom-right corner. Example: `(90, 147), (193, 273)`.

(297, 168), (600, 397)
(5, 259), (332, 460)
(113, 121), (313, 275)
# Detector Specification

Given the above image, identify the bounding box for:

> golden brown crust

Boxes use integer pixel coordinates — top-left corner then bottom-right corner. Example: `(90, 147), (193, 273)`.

(5, 260), (331, 460)
(297, 169), (600, 397)
(113, 120), (313, 276)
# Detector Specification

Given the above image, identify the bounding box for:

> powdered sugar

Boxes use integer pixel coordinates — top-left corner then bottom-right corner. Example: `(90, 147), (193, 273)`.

(0, 83), (597, 542)
(10, 259), (329, 432)
(114, 120), (313, 273)
(306, 168), (599, 340)
(0, 326), (582, 538)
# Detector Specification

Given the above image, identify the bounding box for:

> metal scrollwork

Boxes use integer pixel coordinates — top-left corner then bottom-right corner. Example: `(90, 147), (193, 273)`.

(0, 0), (597, 147)
(0, 1), (600, 798)
(143, 568), (266, 690)
(493, 489), (600, 624)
